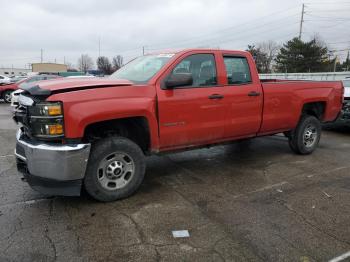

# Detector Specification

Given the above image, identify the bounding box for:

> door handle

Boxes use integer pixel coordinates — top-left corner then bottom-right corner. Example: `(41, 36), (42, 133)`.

(247, 91), (261, 97)
(208, 94), (224, 100)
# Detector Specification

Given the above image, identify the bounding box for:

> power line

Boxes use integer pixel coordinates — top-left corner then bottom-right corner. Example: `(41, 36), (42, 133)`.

(306, 14), (350, 20)
(147, 6), (300, 49)
(148, 14), (300, 51)
(208, 22), (299, 47)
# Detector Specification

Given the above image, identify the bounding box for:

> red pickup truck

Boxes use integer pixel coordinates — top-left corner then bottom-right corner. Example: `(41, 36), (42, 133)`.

(14, 49), (343, 201)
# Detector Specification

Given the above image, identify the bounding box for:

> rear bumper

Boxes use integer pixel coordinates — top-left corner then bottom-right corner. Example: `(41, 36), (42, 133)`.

(15, 129), (91, 196)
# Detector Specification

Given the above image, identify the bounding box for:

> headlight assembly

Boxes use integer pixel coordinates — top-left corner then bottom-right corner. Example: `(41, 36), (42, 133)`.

(29, 102), (63, 116)
(28, 102), (64, 138)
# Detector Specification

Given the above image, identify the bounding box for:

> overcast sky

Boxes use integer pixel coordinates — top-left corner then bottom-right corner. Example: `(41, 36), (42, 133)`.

(1, 0), (349, 68)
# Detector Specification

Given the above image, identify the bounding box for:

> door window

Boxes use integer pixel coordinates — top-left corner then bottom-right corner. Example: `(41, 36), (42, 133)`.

(223, 56), (252, 85)
(26, 76), (41, 83)
(170, 54), (217, 87)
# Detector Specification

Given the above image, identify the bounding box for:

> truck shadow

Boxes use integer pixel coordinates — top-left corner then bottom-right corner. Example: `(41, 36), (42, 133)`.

(140, 136), (293, 194)
(323, 123), (350, 134)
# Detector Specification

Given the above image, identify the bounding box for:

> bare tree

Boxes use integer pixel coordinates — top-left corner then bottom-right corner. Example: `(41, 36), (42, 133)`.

(78, 54), (94, 73)
(112, 55), (124, 72)
(65, 62), (77, 72)
(246, 45), (267, 73)
(97, 56), (113, 75)
(257, 40), (279, 73)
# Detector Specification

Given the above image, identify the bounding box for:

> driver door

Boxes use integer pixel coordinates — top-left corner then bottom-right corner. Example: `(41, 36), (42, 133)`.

(157, 53), (227, 150)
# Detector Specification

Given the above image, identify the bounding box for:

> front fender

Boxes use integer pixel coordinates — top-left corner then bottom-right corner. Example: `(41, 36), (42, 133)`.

(47, 86), (160, 150)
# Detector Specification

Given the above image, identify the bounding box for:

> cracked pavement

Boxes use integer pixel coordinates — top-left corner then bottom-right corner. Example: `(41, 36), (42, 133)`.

(1, 102), (350, 261)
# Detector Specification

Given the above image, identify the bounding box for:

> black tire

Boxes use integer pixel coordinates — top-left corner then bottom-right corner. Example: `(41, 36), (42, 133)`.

(84, 136), (146, 202)
(2, 90), (13, 103)
(288, 115), (321, 155)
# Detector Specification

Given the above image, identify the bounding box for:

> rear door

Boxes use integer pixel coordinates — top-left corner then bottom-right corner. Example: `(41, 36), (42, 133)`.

(221, 55), (263, 138)
(157, 53), (227, 150)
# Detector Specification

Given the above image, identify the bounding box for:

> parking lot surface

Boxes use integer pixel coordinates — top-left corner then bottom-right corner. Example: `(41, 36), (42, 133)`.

(0, 102), (350, 262)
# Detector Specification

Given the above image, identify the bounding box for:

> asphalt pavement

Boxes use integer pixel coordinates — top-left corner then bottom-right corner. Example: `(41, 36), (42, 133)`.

(0, 102), (350, 262)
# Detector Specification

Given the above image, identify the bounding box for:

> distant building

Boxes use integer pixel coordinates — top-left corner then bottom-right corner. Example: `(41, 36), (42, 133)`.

(0, 68), (31, 76)
(32, 63), (67, 73)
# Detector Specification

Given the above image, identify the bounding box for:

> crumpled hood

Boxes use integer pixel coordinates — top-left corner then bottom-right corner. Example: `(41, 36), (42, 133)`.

(20, 78), (133, 96)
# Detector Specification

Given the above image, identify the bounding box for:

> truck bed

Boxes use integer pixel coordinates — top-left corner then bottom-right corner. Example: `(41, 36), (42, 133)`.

(258, 80), (343, 135)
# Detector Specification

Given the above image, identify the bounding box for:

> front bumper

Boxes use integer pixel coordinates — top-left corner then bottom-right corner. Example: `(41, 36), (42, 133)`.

(15, 129), (91, 196)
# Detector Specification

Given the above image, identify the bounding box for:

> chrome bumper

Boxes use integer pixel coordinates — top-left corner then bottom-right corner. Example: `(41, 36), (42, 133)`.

(15, 129), (91, 181)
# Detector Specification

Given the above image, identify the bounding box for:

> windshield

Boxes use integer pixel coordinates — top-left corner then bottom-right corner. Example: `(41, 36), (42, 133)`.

(109, 54), (174, 84)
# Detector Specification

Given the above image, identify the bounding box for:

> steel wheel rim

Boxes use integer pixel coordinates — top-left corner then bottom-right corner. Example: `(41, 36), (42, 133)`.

(4, 92), (11, 102)
(97, 152), (135, 191)
(303, 124), (318, 148)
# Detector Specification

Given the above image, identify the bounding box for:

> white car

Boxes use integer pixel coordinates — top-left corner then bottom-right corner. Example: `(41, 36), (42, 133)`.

(343, 79), (350, 98)
(11, 89), (24, 107)
(0, 75), (11, 85)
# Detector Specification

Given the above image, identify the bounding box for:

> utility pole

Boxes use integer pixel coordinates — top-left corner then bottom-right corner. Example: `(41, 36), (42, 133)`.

(40, 49), (43, 63)
(142, 46), (145, 56)
(334, 55), (337, 72)
(64, 56), (66, 64)
(298, 3), (305, 40)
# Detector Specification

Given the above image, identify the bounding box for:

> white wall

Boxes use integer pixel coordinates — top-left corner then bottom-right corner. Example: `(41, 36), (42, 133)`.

(260, 72), (350, 81)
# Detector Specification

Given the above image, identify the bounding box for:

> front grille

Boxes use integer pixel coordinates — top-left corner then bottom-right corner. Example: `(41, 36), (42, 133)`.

(13, 104), (31, 137)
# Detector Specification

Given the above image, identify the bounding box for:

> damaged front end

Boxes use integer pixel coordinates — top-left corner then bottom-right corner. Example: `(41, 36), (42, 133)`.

(13, 89), (91, 196)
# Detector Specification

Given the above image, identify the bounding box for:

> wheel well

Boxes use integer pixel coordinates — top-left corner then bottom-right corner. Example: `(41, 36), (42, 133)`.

(301, 102), (326, 120)
(83, 117), (151, 153)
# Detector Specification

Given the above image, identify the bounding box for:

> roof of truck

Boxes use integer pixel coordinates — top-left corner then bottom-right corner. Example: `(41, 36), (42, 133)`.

(146, 48), (249, 56)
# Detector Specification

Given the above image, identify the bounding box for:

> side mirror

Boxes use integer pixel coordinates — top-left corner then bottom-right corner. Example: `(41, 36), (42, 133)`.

(165, 73), (193, 88)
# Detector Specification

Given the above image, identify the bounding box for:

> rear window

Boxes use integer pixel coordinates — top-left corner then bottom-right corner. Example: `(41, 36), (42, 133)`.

(223, 56), (252, 85)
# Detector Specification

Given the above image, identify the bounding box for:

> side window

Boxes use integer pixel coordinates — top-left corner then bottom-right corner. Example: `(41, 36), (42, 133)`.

(26, 76), (40, 83)
(46, 76), (56, 80)
(171, 54), (217, 87)
(223, 56), (252, 85)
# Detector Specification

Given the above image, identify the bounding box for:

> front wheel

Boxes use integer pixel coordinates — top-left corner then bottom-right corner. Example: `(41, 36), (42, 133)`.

(84, 136), (146, 202)
(2, 90), (13, 103)
(288, 115), (321, 155)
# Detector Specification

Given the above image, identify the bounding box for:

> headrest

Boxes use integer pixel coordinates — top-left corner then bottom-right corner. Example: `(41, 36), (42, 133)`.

(199, 65), (214, 78)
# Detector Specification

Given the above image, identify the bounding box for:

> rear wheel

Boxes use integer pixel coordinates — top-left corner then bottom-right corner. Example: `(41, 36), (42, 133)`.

(2, 90), (13, 103)
(84, 136), (146, 202)
(288, 115), (321, 155)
